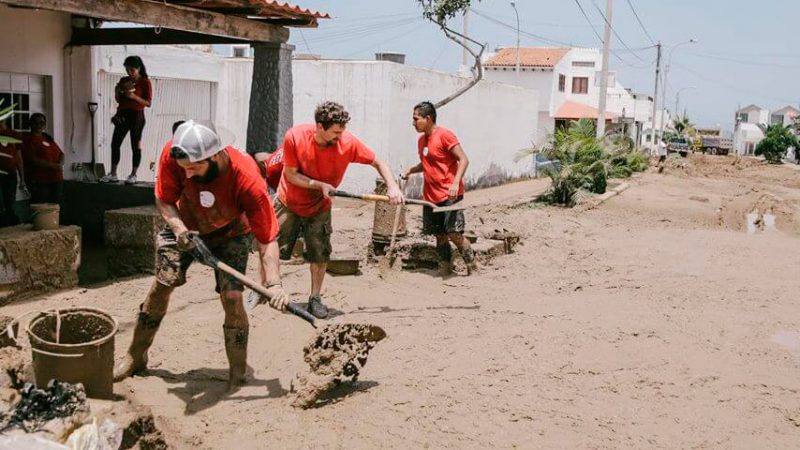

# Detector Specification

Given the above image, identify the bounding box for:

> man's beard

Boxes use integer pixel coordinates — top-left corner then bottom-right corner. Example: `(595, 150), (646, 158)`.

(191, 160), (220, 183)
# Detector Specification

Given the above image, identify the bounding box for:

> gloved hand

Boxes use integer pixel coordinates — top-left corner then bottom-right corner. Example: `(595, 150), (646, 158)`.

(263, 283), (289, 311)
(177, 230), (199, 252)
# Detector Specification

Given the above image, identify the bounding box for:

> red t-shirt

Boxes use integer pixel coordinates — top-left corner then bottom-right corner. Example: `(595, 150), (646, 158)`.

(278, 124), (376, 217)
(417, 126), (464, 204)
(265, 147), (284, 192)
(0, 129), (22, 173)
(22, 133), (63, 184)
(117, 76), (153, 111)
(155, 145), (279, 245)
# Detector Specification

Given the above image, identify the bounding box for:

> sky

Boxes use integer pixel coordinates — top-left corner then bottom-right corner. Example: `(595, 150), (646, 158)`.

(288, 0), (800, 130)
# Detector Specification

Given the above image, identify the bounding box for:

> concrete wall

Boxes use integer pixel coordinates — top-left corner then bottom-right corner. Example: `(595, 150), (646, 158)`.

(293, 60), (539, 194)
(0, 5), (71, 148)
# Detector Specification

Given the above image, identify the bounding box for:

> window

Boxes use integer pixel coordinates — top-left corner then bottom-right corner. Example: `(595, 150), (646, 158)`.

(572, 77), (589, 94)
(736, 113), (748, 123)
(572, 61), (596, 68)
(771, 114), (784, 124)
(0, 72), (48, 133)
(558, 74), (566, 92)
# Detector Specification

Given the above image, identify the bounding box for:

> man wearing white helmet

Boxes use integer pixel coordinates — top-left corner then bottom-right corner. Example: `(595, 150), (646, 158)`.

(114, 120), (287, 391)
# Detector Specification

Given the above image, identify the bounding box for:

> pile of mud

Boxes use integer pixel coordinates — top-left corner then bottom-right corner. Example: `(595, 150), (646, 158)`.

(292, 323), (386, 409)
(0, 380), (90, 439)
(718, 191), (800, 236)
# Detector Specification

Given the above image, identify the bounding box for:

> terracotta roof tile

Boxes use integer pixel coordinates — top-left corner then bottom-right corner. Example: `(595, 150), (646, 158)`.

(485, 47), (569, 68)
(555, 101), (617, 120)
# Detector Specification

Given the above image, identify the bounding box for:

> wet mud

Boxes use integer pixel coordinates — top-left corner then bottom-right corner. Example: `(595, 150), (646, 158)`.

(292, 323), (386, 409)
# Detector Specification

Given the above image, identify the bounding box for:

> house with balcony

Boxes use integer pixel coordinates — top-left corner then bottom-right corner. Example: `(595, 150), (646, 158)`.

(483, 46), (653, 146)
(733, 104), (769, 155)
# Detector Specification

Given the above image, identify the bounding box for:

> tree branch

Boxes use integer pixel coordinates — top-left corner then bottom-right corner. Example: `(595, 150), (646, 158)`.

(433, 21), (486, 109)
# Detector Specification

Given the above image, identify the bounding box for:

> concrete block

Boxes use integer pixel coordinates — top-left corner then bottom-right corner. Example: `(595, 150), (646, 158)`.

(104, 206), (165, 278)
(0, 225), (81, 306)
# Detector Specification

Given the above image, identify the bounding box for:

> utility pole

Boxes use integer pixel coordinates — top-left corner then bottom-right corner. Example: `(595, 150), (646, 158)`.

(510, 1), (521, 83)
(596, 0), (613, 138)
(462, 8), (469, 69)
(649, 42), (662, 154)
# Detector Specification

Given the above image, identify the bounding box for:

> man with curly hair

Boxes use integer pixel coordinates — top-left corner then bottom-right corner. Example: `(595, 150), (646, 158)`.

(271, 101), (404, 318)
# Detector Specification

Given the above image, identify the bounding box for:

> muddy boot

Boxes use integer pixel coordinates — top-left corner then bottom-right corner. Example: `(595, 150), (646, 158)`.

(436, 243), (453, 277)
(223, 325), (248, 391)
(307, 295), (329, 319)
(462, 247), (479, 275)
(113, 306), (163, 382)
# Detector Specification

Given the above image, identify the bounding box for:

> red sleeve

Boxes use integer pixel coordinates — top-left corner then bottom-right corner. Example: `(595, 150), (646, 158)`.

(442, 129), (460, 152)
(154, 142), (182, 204)
(237, 170), (279, 244)
(348, 135), (376, 165)
(282, 129), (299, 168)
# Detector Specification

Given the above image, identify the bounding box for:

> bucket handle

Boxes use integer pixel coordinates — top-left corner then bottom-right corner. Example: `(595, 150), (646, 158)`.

(30, 347), (84, 358)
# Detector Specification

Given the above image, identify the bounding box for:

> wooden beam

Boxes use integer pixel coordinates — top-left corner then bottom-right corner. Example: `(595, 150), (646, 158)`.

(0, 0), (289, 43)
(70, 27), (250, 46)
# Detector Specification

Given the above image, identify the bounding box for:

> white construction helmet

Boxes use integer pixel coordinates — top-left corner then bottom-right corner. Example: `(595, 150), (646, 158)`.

(172, 120), (223, 162)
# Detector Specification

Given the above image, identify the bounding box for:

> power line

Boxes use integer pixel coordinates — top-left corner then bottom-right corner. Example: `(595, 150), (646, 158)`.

(572, 0), (633, 65)
(673, 62), (798, 105)
(588, 0), (648, 63)
(686, 52), (800, 69)
(469, 7), (575, 47)
(624, 0), (656, 46)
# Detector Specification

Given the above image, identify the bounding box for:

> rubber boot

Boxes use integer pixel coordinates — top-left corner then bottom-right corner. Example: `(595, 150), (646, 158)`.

(436, 243), (453, 277)
(113, 306), (163, 382)
(223, 325), (248, 391)
(462, 246), (478, 275)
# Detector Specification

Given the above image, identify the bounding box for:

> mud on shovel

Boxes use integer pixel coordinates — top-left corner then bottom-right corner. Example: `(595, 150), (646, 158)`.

(188, 235), (317, 328)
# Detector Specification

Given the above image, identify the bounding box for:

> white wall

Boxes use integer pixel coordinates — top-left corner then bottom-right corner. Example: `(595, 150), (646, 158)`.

(484, 67), (553, 112)
(293, 60), (539, 194)
(0, 5), (70, 152)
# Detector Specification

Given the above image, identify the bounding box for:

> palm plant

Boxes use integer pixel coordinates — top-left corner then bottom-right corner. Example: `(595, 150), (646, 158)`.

(0, 100), (20, 147)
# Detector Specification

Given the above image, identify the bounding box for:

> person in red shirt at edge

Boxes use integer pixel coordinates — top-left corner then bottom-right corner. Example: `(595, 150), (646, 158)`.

(252, 146), (283, 194)
(100, 55), (152, 185)
(0, 119), (26, 226)
(113, 120), (288, 391)
(23, 113), (64, 204)
(276, 101), (404, 319)
(402, 101), (477, 276)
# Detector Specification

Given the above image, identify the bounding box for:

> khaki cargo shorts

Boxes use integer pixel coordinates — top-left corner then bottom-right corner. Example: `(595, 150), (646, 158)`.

(274, 200), (332, 263)
(155, 229), (252, 293)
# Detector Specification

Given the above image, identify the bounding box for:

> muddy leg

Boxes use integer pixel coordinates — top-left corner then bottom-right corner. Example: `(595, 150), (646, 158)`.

(220, 290), (248, 390)
(449, 232), (477, 274)
(435, 235), (452, 276)
(114, 281), (173, 382)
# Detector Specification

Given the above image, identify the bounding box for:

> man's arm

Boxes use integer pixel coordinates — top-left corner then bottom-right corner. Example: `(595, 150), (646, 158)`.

(256, 239), (288, 311)
(371, 159), (404, 204)
(401, 162), (423, 180)
(155, 197), (188, 236)
(284, 166), (336, 198)
(449, 144), (469, 200)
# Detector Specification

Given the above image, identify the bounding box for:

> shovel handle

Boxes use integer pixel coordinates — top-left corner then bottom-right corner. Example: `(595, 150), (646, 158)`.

(331, 190), (440, 209)
(215, 261), (317, 328)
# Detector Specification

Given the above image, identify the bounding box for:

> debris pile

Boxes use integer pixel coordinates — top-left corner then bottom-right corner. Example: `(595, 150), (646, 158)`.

(0, 380), (90, 441)
(292, 323), (386, 408)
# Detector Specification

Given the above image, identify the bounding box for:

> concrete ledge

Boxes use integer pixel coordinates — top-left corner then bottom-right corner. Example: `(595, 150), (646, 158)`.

(582, 181), (630, 211)
(0, 225), (81, 305)
(104, 206), (165, 278)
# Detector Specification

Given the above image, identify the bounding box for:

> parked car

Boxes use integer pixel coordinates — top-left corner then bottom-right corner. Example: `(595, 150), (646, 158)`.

(667, 137), (691, 157)
(532, 153), (561, 177)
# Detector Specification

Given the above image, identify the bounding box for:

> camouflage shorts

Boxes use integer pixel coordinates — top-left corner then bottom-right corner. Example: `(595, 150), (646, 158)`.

(274, 200), (332, 263)
(155, 229), (252, 293)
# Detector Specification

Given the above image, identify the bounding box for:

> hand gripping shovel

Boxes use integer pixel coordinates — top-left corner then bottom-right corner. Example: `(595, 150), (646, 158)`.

(330, 190), (466, 213)
(188, 235), (317, 328)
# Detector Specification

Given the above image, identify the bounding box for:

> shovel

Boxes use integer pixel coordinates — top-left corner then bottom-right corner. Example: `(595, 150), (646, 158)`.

(331, 190), (465, 213)
(188, 235), (317, 328)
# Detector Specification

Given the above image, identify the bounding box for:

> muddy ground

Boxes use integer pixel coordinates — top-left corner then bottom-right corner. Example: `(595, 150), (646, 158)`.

(2, 154), (800, 448)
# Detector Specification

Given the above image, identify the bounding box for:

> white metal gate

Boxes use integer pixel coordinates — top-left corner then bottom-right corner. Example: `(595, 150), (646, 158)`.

(97, 71), (216, 182)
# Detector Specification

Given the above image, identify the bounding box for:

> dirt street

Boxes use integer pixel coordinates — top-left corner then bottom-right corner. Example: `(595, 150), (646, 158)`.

(3, 155), (800, 448)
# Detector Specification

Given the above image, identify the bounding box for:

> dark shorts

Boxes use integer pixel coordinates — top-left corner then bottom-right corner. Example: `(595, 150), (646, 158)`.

(155, 229), (252, 293)
(274, 200), (332, 263)
(422, 196), (465, 236)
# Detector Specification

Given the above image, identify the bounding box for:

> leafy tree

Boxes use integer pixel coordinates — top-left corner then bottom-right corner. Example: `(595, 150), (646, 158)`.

(755, 123), (798, 164)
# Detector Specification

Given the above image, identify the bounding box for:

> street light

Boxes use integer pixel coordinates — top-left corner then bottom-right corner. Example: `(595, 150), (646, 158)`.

(659, 39), (697, 140)
(510, 1), (520, 82)
(674, 86), (696, 119)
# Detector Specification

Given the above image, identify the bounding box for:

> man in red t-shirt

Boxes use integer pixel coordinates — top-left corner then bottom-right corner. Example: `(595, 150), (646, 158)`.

(402, 101), (476, 276)
(252, 147), (283, 193)
(277, 101), (404, 318)
(114, 120), (287, 391)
